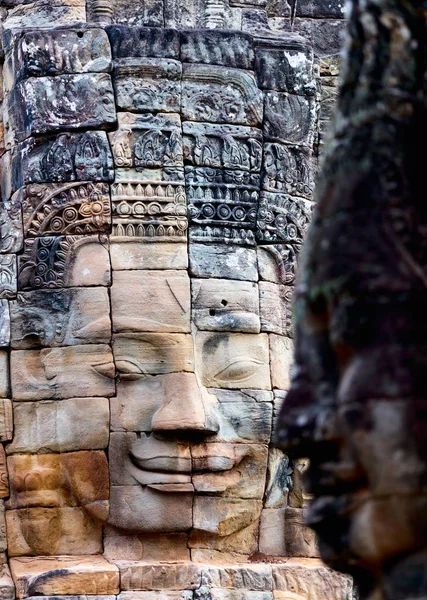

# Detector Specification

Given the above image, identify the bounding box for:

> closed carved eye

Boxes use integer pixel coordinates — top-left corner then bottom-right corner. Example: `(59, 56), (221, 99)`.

(213, 356), (263, 384)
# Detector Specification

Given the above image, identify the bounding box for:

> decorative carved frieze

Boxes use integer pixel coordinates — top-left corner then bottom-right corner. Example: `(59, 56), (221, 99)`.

(113, 58), (182, 113)
(263, 92), (317, 147)
(180, 30), (254, 69)
(182, 64), (263, 126)
(0, 196), (23, 254)
(262, 143), (314, 198)
(18, 235), (111, 290)
(107, 25), (180, 59)
(183, 122), (262, 172)
(186, 167), (259, 246)
(256, 191), (313, 244)
(0, 255), (17, 299)
(21, 182), (111, 238)
(109, 113), (183, 169)
(111, 177), (187, 241)
(10, 131), (114, 192)
(4, 27), (112, 92)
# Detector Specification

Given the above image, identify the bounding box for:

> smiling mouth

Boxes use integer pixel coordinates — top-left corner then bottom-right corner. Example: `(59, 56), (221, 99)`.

(128, 449), (242, 493)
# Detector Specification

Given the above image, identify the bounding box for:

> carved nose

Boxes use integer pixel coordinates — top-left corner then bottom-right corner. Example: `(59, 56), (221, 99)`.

(151, 372), (219, 435)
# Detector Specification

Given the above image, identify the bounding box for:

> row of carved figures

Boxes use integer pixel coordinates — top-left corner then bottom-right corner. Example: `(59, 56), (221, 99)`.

(89, 0), (228, 27)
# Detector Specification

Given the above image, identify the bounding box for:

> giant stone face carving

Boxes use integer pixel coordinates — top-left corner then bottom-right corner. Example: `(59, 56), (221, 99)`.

(0, 14), (351, 600)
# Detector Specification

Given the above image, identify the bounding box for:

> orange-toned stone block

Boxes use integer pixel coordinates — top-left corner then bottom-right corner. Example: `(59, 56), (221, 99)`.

(10, 555), (119, 598)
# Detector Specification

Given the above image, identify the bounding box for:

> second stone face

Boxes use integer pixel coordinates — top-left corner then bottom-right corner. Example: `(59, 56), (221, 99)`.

(11, 345), (115, 400)
(10, 287), (111, 349)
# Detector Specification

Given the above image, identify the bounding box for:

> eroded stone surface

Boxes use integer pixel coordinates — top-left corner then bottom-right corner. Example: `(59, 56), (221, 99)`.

(182, 64), (263, 126)
(10, 287), (111, 349)
(6, 506), (104, 556)
(10, 555), (119, 599)
(7, 397), (110, 454)
(10, 132), (114, 192)
(0, 399), (13, 442)
(11, 345), (115, 400)
(114, 58), (182, 113)
(111, 270), (191, 333)
(192, 279), (260, 333)
(190, 243), (258, 281)
(5, 74), (116, 146)
(4, 27), (112, 92)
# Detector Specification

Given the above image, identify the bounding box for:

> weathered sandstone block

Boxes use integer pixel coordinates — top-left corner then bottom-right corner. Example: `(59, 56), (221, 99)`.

(2, 0), (86, 32)
(110, 372), (215, 432)
(192, 279), (260, 333)
(4, 27), (112, 92)
(0, 255), (17, 299)
(259, 282), (294, 336)
(190, 243), (258, 281)
(209, 389), (273, 443)
(117, 561), (200, 591)
(272, 559), (351, 600)
(107, 25), (180, 59)
(5, 74), (116, 146)
(109, 112), (183, 169)
(0, 399), (13, 442)
(182, 64), (263, 126)
(7, 451), (109, 510)
(186, 167), (259, 246)
(259, 508), (286, 556)
(192, 443), (268, 499)
(111, 270), (191, 333)
(0, 562), (14, 600)
(182, 122), (262, 172)
(263, 92), (316, 147)
(180, 30), (254, 69)
(10, 287), (111, 349)
(20, 182), (111, 238)
(255, 38), (315, 95)
(109, 486), (193, 532)
(110, 172), (187, 242)
(104, 527), (190, 561)
(0, 301), (10, 347)
(9, 132), (114, 193)
(0, 501), (7, 552)
(256, 192), (312, 244)
(284, 508), (319, 558)
(114, 58), (181, 113)
(269, 335), (293, 389)
(6, 506), (103, 556)
(7, 397), (109, 454)
(0, 195), (23, 254)
(10, 555), (119, 598)
(110, 241), (188, 270)
(196, 332), (271, 389)
(0, 448), (9, 499)
(261, 143), (314, 198)
(190, 519), (260, 556)
(11, 344), (115, 400)
(193, 496), (262, 537)
(0, 352), (10, 398)
(257, 244), (296, 285)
